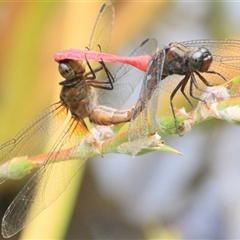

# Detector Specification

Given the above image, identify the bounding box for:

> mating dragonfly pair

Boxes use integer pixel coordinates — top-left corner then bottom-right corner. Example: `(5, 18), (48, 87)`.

(1, 1), (240, 238)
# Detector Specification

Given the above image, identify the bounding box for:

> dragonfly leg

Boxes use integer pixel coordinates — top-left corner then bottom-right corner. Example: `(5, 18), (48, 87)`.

(194, 71), (215, 87)
(206, 70), (228, 82)
(189, 71), (229, 104)
(170, 76), (190, 136)
(180, 75), (194, 108)
(85, 57), (103, 79)
(85, 57), (115, 90)
(189, 74), (206, 101)
(90, 105), (134, 125)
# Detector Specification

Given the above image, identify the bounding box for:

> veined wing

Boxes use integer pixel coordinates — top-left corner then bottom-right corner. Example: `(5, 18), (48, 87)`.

(54, 2), (114, 72)
(2, 116), (95, 238)
(128, 50), (165, 149)
(88, 1), (114, 53)
(0, 102), (67, 184)
(97, 38), (158, 109)
(54, 1), (114, 68)
(87, 2), (114, 80)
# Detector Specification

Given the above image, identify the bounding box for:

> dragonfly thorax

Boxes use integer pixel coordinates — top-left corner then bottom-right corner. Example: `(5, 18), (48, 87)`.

(163, 44), (213, 77)
(60, 81), (97, 120)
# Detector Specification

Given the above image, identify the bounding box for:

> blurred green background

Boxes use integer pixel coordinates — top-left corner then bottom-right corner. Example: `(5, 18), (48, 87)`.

(1, 1), (240, 239)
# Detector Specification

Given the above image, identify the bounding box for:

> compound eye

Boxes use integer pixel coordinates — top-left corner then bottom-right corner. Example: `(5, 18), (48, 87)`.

(58, 62), (75, 79)
(189, 51), (204, 71)
(189, 47), (212, 72)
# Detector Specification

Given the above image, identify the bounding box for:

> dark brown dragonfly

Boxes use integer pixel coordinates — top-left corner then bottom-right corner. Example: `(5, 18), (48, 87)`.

(0, 1), (157, 237)
(127, 39), (240, 142)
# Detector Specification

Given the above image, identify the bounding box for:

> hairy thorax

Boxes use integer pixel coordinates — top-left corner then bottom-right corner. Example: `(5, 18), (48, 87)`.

(60, 81), (97, 120)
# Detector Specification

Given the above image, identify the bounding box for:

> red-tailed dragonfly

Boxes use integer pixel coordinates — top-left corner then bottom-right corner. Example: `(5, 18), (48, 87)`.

(0, 2), (157, 238)
(56, 40), (240, 136)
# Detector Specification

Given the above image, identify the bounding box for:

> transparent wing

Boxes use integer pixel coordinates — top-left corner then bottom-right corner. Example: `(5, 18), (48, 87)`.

(88, 2), (114, 53)
(86, 2), (114, 80)
(160, 39), (240, 96)
(128, 50), (165, 145)
(54, 2), (114, 76)
(2, 116), (94, 238)
(97, 38), (158, 109)
(0, 102), (67, 184)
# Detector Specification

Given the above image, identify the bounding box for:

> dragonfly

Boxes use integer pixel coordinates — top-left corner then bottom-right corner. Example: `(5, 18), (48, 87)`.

(0, 2), (157, 238)
(55, 40), (240, 136)
(0, 2), (115, 238)
(57, 37), (157, 127)
(0, 3), (133, 238)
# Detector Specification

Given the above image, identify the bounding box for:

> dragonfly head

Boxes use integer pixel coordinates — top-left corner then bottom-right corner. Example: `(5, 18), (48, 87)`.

(58, 60), (76, 80)
(58, 60), (86, 86)
(189, 47), (213, 72)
